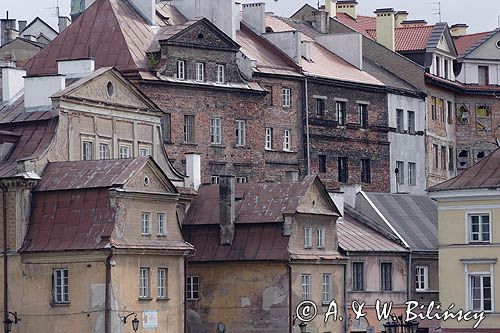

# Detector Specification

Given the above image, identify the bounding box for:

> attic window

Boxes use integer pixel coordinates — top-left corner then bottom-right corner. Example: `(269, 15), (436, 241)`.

(144, 176), (150, 186)
(265, 27), (273, 33)
(106, 81), (115, 98)
(496, 40), (500, 49)
(197, 33), (204, 39)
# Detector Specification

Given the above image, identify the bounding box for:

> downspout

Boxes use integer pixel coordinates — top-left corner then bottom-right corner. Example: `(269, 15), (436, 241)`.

(287, 264), (292, 333)
(344, 261), (348, 333)
(105, 252), (113, 333)
(407, 251), (412, 301)
(2, 187), (8, 333)
(304, 77), (311, 175)
(184, 258), (187, 333)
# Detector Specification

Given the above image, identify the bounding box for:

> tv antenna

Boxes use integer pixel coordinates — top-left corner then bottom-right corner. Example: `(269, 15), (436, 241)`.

(426, 2), (442, 22)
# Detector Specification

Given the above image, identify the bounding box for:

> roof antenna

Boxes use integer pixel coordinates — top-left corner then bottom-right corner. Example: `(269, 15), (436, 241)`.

(426, 2), (442, 23)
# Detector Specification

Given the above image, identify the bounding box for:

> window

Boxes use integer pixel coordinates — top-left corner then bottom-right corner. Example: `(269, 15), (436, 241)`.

(441, 146), (447, 171)
(475, 105), (491, 131)
(415, 266), (428, 292)
(448, 147), (454, 171)
(141, 212), (151, 235)
(119, 144), (131, 159)
(184, 115), (195, 143)
(447, 101), (453, 124)
(338, 157), (348, 183)
(322, 273), (332, 305)
(210, 117), (222, 144)
(361, 159), (371, 183)
(186, 276), (199, 300)
(157, 213), (166, 236)
(396, 161), (404, 185)
(161, 113), (172, 142)
(265, 127), (273, 150)
(319, 155), (327, 174)
(304, 227), (312, 248)
(52, 268), (69, 304)
(216, 64), (225, 83)
(82, 140), (94, 161)
(457, 103), (470, 125)
(283, 129), (291, 151)
(468, 214), (491, 243)
(282, 88), (291, 108)
(99, 143), (110, 160)
(316, 98), (325, 116)
(444, 59), (449, 79)
(470, 274), (492, 311)
(439, 99), (445, 123)
(407, 111), (415, 134)
(433, 144), (439, 170)
(139, 268), (150, 299)
(236, 176), (248, 184)
(478, 66), (489, 85)
(236, 120), (246, 147)
(431, 97), (437, 121)
(196, 62), (205, 82)
(380, 263), (392, 291)
(435, 56), (440, 76)
(139, 146), (150, 157)
(336, 101), (346, 126)
(157, 268), (167, 299)
(408, 162), (416, 186)
(264, 85), (273, 106)
(359, 104), (368, 129)
(301, 274), (311, 301)
(317, 228), (325, 249)
(352, 262), (364, 291)
(396, 109), (404, 133)
(176, 60), (186, 80)
(211, 176), (220, 184)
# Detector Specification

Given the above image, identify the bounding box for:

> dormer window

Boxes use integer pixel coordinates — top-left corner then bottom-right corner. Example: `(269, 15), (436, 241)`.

(176, 60), (186, 80)
(216, 64), (225, 83)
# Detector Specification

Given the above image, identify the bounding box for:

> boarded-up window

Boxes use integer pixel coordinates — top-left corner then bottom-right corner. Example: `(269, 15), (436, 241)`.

(456, 104), (470, 125)
(457, 149), (470, 169)
(475, 105), (491, 130)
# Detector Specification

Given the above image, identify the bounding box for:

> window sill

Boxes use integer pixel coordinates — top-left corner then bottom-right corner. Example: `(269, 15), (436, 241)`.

(210, 144), (225, 148)
(139, 297), (153, 302)
(141, 234), (152, 238)
(234, 145), (250, 149)
(182, 142), (198, 146)
(51, 302), (70, 307)
(157, 234), (167, 238)
(304, 246), (312, 250)
(157, 297), (170, 302)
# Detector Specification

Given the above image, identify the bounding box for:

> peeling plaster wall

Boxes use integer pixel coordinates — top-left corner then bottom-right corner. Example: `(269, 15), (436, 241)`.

(186, 262), (289, 333)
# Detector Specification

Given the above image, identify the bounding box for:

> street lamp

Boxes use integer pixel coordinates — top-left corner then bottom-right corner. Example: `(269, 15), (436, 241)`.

(383, 315), (419, 333)
(3, 311), (19, 333)
(123, 312), (139, 332)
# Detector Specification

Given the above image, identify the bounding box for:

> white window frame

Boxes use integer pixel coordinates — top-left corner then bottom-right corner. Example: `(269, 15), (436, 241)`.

(53, 268), (69, 304)
(236, 120), (246, 147)
(282, 88), (291, 108)
(211, 176), (220, 184)
(141, 212), (151, 236)
(317, 227), (325, 249)
(216, 64), (225, 83)
(301, 274), (311, 301)
(210, 117), (222, 145)
(396, 161), (405, 185)
(304, 227), (312, 249)
(415, 266), (428, 292)
(139, 145), (151, 157)
(157, 268), (167, 299)
(99, 141), (111, 160)
(176, 60), (186, 80)
(408, 162), (416, 186)
(196, 62), (205, 82)
(265, 127), (273, 150)
(236, 176), (248, 184)
(139, 267), (150, 299)
(467, 213), (491, 243)
(184, 115), (195, 143)
(157, 213), (166, 236)
(119, 143), (132, 159)
(468, 272), (493, 312)
(283, 129), (291, 151)
(82, 139), (94, 161)
(186, 276), (199, 300)
(322, 273), (332, 305)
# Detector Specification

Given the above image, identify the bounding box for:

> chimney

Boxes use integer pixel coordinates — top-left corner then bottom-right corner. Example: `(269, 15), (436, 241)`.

(315, 33), (363, 70)
(57, 58), (95, 78)
(58, 16), (70, 33)
(301, 40), (312, 62)
(263, 31), (301, 63)
(0, 13), (16, 46)
(336, 0), (357, 19)
(450, 24), (469, 37)
(242, 3), (266, 34)
(234, 2), (241, 32)
(5, 28), (18, 44)
(329, 191), (344, 223)
(395, 11), (409, 28)
(375, 8), (396, 51)
(2, 66), (26, 104)
(18, 20), (27, 33)
(126, 0), (155, 25)
(325, 0), (337, 18)
(312, 10), (329, 34)
(24, 34), (37, 42)
(185, 153), (201, 190)
(24, 75), (65, 111)
(400, 19), (427, 27)
(219, 175), (235, 246)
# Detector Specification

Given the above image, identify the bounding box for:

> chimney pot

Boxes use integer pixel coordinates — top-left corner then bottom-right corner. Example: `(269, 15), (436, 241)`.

(219, 175), (236, 246)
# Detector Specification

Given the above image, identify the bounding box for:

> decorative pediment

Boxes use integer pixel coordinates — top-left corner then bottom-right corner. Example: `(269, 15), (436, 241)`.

(124, 159), (178, 195)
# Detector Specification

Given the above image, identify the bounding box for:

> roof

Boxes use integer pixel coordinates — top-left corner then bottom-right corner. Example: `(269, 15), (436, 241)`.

(35, 157), (152, 192)
(429, 148), (500, 192)
(21, 17), (58, 38)
(364, 192), (438, 251)
(24, 0), (171, 76)
(183, 223), (290, 262)
(265, 16), (383, 86)
(362, 57), (420, 92)
(365, 25), (435, 52)
(335, 13), (376, 37)
(453, 29), (499, 58)
(338, 208), (407, 253)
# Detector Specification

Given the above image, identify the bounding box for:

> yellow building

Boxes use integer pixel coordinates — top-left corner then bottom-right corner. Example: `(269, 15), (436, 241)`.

(429, 148), (500, 332)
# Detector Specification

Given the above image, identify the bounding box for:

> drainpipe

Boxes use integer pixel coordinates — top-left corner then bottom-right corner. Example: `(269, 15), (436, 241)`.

(2, 186), (8, 333)
(304, 77), (311, 175)
(407, 251), (412, 301)
(287, 264), (292, 333)
(344, 262), (348, 333)
(104, 252), (113, 333)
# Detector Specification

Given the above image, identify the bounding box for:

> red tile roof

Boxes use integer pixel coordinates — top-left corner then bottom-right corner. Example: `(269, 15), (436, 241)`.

(335, 13), (376, 36)
(429, 148), (500, 192)
(365, 25), (434, 51)
(453, 31), (494, 57)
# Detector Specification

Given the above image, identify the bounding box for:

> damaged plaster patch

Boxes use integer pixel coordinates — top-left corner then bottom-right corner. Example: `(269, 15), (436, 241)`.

(262, 286), (286, 311)
(241, 297), (251, 307)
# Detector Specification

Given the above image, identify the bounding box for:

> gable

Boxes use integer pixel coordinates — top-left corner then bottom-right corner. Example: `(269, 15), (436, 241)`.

(21, 18), (58, 41)
(297, 179), (339, 216)
(466, 30), (500, 60)
(124, 160), (178, 194)
(437, 34), (451, 53)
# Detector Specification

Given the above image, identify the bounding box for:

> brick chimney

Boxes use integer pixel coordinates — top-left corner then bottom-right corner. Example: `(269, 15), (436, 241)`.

(242, 3), (266, 34)
(219, 175), (235, 246)
(395, 11), (408, 28)
(18, 20), (27, 33)
(325, 0), (337, 18)
(450, 24), (469, 37)
(336, 0), (357, 19)
(375, 8), (396, 51)
(312, 10), (329, 34)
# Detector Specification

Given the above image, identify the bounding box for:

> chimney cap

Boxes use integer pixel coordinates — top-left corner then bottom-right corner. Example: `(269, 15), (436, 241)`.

(374, 8), (395, 14)
(451, 23), (469, 28)
(337, 0), (358, 4)
(242, 2), (266, 7)
(396, 10), (409, 15)
(401, 19), (427, 25)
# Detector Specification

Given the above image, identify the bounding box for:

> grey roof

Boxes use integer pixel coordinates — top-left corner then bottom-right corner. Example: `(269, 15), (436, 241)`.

(362, 58), (421, 94)
(427, 22), (458, 56)
(365, 193), (438, 251)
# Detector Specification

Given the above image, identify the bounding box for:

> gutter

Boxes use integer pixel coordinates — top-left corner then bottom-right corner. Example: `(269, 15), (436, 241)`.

(104, 251), (113, 333)
(2, 187), (8, 333)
